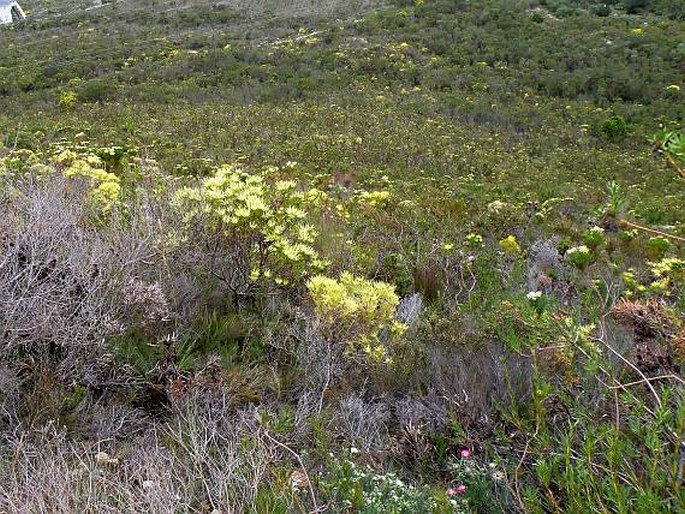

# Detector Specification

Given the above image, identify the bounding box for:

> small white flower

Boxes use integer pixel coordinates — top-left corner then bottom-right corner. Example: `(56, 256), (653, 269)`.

(526, 291), (543, 301)
(566, 245), (590, 256)
(492, 471), (506, 482)
(487, 200), (509, 214)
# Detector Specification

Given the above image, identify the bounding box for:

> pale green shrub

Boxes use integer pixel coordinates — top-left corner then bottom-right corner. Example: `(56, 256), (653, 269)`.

(176, 164), (326, 297)
(58, 91), (78, 111)
(53, 149), (121, 213)
(306, 273), (405, 364)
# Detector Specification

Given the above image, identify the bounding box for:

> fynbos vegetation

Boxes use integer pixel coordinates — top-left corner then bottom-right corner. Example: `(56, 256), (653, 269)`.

(0, 0), (683, 512)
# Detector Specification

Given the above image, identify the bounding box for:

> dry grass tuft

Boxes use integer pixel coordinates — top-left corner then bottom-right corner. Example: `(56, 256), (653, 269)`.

(672, 328), (685, 364)
(0, 390), (293, 514)
(610, 299), (678, 340)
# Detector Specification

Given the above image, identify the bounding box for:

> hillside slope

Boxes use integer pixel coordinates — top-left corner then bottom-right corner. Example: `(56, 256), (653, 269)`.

(0, 1), (683, 513)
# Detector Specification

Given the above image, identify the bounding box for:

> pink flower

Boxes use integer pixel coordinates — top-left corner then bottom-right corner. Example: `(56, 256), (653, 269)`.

(460, 448), (471, 459)
(447, 485), (468, 497)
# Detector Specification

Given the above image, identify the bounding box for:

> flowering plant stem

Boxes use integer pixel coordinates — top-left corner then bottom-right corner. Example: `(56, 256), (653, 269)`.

(617, 219), (685, 244)
(665, 153), (685, 179)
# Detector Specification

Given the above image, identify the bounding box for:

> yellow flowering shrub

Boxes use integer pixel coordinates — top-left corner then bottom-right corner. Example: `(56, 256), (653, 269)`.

(307, 273), (406, 364)
(648, 257), (685, 296)
(53, 150), (121, 213)
(0, 148), (53, 179)
(59, 91), (78, 111)
(622, 258), (685, 298)
(176, 164), (326, 289)
(355, 190), (392, 208)
(499, 235), (521, 255)
(1, 146), (120, 213)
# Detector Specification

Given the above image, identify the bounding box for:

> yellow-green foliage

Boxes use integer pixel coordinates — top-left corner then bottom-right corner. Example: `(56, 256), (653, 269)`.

(307, 272), (399, 325)
(307, 273), (405, 364)
(53, 150), (121, 212)
(176, 164), (326, 285)
(354, 190), (392, 208)
(649, 257), (685, 295)
(622, 258), (685, 298)
(0, 146), (121, 212)
(499, 235), (521, 255)
(0, 148), (50, 178)
(59, 91), (78, 111)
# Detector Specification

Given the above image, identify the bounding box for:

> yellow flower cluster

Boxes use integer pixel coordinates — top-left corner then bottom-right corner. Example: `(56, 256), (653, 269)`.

(58, 91), (78, 111)
(0, 148), (50, 178)
(499, 235), (521, 255)
(176, 164), (327, 285)
(355, 190), (392, 208)
(53, 150), (121, 212)
(649, 257), (685, 295)
(622, 258), (684, 298)
(307, 273), (406, 364)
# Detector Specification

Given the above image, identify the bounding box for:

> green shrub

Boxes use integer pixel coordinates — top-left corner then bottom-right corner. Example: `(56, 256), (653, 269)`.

(530, 11), (545, 23)
(176, 164), (326, 296)
(649, 130), (685, 168)
(645, 236), (671, 260)
(565, 245), (593, 268)
(654, 0), (685, 19)
(93, 145), (131, 172)
(58, 91), (78, 111)
(600, 115), (628, 139)
(318, 456), (445, 513)
(78, 79), (117, 103)
(524, 388), (683, 513)
(623, 0), (651, 14)
(592, 4), (612, 16)
(582, 226), (606, 248)
(306, 273), (405, 365)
